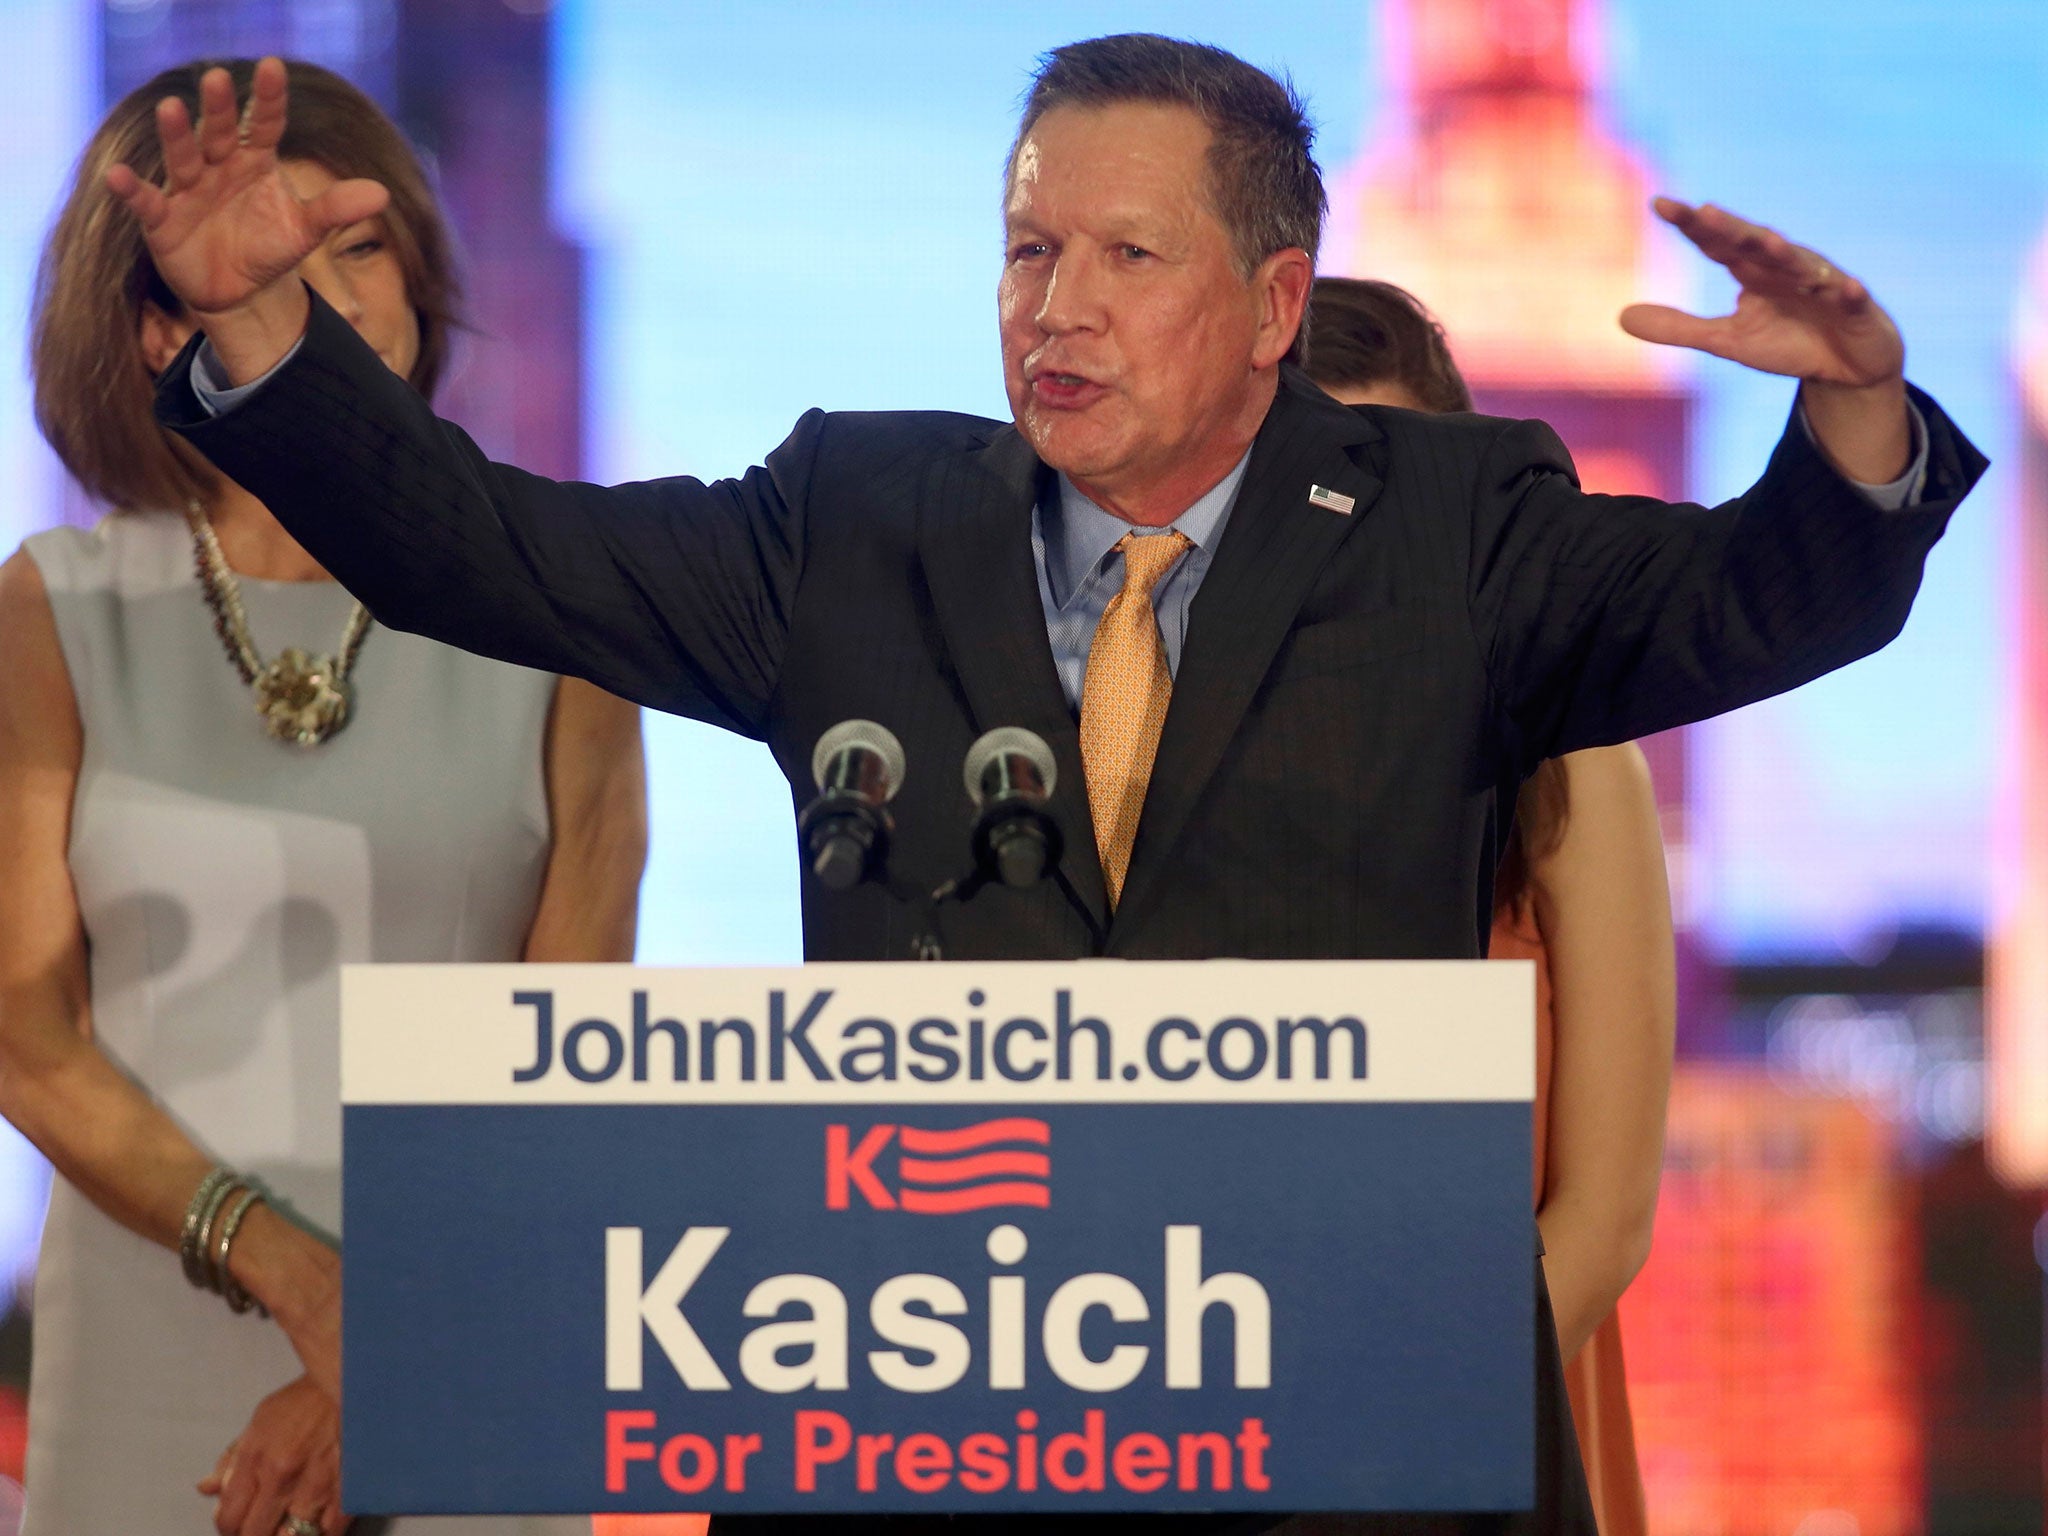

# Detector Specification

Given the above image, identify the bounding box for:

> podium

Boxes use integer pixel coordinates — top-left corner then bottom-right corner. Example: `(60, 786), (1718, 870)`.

(339, 959), (1535, 1517)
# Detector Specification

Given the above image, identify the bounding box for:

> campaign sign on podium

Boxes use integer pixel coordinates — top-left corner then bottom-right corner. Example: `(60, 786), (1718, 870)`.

(340, 960), (1534, 1517)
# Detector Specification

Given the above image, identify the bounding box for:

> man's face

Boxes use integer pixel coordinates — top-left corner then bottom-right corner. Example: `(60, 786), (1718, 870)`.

(1000, 101), (1282, 517)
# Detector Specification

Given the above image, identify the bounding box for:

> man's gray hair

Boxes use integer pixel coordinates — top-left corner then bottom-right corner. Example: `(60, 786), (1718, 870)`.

(1012, 33), (1327, 285)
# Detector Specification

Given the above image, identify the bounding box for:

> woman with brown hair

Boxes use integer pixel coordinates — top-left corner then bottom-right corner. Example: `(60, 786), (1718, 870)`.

(1307, 277), (1675, 1536)
(0, 59), (646, 1536)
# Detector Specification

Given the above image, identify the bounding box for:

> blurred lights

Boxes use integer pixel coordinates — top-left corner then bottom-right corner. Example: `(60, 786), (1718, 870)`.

(1791, 1512), (1863, 1536)
(1765, 993), (1986, 1146)
(103, 0), (168, 41)
(1986, 223), (2048, 1187)
(1626, 1071), (1921, 1536)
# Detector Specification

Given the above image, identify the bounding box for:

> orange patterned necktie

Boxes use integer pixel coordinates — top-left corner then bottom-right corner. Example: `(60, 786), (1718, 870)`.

(1079, 530), (1191, 908)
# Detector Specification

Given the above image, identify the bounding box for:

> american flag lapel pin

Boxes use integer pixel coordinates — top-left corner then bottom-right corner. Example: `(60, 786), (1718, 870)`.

(1308, 483), (1356, 515)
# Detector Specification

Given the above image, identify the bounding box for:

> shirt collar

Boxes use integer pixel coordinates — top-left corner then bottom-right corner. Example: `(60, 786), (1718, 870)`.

(1041, 451), (1253, 609)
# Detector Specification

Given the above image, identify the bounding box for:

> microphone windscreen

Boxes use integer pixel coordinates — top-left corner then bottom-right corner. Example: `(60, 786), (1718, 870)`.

(810, 719), (907, 800)
(963, 726), (1058, 805)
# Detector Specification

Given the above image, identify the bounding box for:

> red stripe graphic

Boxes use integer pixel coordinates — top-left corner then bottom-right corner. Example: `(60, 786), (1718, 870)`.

(897, 1118), (1050, 1153)
(900, 1182), (1053, 1214)
(881, 1119), (1053, 1213)
(899, 1150), (1051, 1185)
(887, 1120), (1053, 1213)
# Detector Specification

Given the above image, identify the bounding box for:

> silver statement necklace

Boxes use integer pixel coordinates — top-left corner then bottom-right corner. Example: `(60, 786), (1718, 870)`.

(184, 503), (372, 748)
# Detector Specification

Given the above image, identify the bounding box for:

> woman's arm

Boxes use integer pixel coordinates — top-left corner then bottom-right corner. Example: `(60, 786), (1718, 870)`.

(1528, 742), (1676, 1361)
(204, 668), (641, 1530)
(0, 549), (340, 1393)
(522, 677), (648, 963)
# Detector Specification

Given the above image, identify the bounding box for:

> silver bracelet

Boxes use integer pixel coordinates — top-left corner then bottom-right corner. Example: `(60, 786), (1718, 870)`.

(192, 1176), (244, 1290)
(179, 1168), (239, 1289)
(212, 1185), (266, 1313)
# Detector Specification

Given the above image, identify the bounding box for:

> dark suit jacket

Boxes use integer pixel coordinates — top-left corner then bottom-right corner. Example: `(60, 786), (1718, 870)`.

(163, 291), (1983, 1534)
(165, 294), (1983, 968)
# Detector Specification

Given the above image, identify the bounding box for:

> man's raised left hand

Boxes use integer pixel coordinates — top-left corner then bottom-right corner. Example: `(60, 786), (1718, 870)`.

(1620, 197), (1911, 485)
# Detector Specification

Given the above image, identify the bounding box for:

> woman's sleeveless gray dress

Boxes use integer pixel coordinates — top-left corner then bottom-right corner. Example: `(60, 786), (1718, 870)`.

(22, 511), (586, 1535)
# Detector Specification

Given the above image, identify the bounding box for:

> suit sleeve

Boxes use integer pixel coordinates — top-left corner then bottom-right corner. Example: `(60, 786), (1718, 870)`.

(1466, 384), (1986, 769)
(158, 288), (808, 738)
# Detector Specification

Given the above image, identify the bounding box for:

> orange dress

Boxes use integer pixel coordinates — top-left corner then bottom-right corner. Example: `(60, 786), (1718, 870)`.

(1492, 902), (1649, 1536)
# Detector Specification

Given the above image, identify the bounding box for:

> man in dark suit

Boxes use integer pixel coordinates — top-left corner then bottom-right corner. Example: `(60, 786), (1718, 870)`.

(122, 33), (1980, 1536)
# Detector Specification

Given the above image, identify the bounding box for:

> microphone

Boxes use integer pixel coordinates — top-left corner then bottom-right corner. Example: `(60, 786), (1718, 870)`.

(963, 727), (1063, 889)
(800, 720), (906, 891)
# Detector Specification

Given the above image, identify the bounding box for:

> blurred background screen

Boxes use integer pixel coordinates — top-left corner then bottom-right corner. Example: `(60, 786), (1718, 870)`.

(0, 0), (2042, 1530)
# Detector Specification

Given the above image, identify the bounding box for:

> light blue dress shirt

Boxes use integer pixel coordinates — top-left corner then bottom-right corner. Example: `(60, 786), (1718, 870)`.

(1032, 454), (1251, 714)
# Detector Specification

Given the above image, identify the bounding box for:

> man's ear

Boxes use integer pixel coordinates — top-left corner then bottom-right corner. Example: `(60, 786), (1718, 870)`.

(1251, 247), (1315, 371)
(139, 301), (200, 377)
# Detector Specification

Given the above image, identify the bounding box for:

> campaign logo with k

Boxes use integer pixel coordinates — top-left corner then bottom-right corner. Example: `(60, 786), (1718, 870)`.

(825, 1117), (1051, 1212)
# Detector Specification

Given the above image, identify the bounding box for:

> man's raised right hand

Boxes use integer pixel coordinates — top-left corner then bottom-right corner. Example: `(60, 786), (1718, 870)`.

(106, 57), (390, 385)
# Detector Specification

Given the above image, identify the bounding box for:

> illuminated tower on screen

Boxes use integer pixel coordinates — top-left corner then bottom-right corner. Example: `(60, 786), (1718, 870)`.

(1988, 229), (2048, 1189)
(1326, 7), (1925, 1532)
(1322, 0), (1709, 1035)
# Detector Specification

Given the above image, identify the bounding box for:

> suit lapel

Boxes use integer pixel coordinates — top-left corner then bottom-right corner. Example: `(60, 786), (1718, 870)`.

(917, 425), (1109, 930)
(1111, 373), (1387, 938)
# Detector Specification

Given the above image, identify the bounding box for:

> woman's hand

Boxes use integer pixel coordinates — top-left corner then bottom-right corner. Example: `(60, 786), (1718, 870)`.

(199, 1374), (350, 1536)
(104, 57), (388, 382)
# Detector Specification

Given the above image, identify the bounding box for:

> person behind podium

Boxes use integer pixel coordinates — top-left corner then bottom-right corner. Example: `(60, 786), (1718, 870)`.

(0, 58), (645, 1536)
(1305, 276), (1668, 1536)
(120, 31), (1982, 1536)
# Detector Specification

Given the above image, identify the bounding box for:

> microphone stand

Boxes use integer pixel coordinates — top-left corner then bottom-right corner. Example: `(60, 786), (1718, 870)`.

(852, 726), (1084, 961)
(885, 867), (990, 962)
(879, 824), (1104, 962)
(885, 859), (1107, 961)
